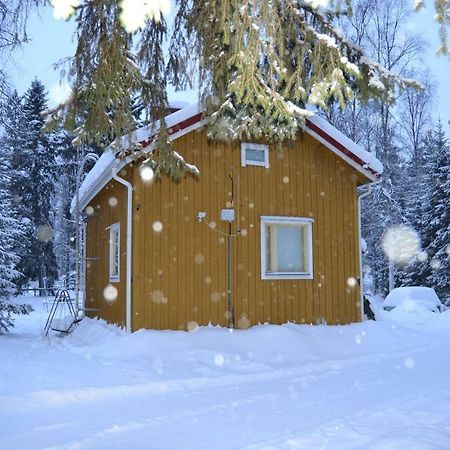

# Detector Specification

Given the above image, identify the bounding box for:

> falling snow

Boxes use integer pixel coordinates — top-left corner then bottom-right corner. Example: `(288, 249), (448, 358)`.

(108, 196), (118, 207)
(50, 0), (80, 20)
(381, 224), (420, 265)
(404, 357), (415, 369)
(139, 165), (155, 183)
(119, 0), (171, 32)
(103, 284), (118, 301)
(430, 259), (441, 269)
(36, 225), (54, 243)
(152, 221), (163, 233)
(151, 290), (167, 304)
(417, 250), (428, 262)
(194, 254), (205, 264)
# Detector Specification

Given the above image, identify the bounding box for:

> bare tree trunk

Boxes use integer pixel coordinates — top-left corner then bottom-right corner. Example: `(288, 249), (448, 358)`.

(388, 263), (395, 292)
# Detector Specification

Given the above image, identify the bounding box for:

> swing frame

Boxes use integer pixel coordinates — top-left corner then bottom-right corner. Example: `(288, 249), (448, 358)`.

(43, 289), (82, 337)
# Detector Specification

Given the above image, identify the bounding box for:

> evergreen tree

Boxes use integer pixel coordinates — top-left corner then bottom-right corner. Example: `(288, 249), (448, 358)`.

(0, 122), (31, 333)
(398, 122), (450, 301)
(0, 91), (32, 291)
(396, 128), (436, 287)
(420, 123), (450, 303)
(16, 80), (58, 292)
(2, 91), (27, 213)
(0, 187), (31, 333)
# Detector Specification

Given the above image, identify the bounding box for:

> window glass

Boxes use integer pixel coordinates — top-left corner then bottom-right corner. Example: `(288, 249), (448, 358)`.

(241, 143), (269, 167)
(109, 223), (120, 281)
(261, 217), (313, 279)
(276, 225), (304, 272)
(246, 147), (266, 163)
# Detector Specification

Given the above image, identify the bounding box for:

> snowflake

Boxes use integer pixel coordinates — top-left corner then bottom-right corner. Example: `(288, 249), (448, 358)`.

(119, 0), (171, 33)
(50, 0), (80, 20)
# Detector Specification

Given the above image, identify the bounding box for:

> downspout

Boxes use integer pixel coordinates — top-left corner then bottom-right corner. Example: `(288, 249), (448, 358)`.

(112, 167), (133, 333)
(357, 179), (381, 322)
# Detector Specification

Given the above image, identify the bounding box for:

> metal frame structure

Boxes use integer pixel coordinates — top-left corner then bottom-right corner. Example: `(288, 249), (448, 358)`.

(74, 151), (99, 318)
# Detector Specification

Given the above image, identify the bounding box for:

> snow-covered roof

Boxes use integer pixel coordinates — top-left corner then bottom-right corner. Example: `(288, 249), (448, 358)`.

(305, 114), (384, 176)
(168, 100), (189, 110)
(70, 103), (205, 213)
(71, 103), (383, 213)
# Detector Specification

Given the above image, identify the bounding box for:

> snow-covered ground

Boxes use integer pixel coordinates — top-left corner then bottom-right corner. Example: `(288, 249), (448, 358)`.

(1, 297), (450, 450)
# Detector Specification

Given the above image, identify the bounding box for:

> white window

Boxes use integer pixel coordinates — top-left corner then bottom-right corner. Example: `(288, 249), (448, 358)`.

(241, 143), (269, 168)
(261, 216), (313, 280)
(108, 223), (120, 282)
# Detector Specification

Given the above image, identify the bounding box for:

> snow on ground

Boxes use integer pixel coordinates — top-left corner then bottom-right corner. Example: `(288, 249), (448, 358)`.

(1, 297), (450, 450)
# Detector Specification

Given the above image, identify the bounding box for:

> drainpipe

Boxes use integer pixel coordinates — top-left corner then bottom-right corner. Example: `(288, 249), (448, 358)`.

(112, 167), (133, 333)
(357, 179), (381, 322)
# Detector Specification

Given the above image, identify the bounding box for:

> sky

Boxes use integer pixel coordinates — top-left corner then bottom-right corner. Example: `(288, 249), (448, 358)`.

(5, 2), (450, 133)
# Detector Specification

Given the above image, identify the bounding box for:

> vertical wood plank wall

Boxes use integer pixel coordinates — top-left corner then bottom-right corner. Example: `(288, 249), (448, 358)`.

(86, 129), (365, 330)
(85, 178), (128, 326)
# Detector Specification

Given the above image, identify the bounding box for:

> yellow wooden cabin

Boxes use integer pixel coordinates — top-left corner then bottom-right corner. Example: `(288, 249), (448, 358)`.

(73, 103), (382, 332)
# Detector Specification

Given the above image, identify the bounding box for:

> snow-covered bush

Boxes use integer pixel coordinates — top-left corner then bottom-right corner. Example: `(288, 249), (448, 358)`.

(0, 300), (32, 334)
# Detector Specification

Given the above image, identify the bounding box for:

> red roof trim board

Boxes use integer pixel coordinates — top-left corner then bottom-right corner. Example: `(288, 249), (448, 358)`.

(305, 118), (380, 179)
(141, 112), (205, 149)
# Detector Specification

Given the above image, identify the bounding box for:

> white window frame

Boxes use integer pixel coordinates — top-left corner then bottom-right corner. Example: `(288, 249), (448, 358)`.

(108, 222), (120, 282)
(241, 142), (269, 168)
(260, 216), (314, 280)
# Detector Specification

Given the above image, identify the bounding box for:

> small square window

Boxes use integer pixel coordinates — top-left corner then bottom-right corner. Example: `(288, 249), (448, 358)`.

(241, 143), (269, 168)
(108, 223), (120, 282)
(261, 216), (313, 280)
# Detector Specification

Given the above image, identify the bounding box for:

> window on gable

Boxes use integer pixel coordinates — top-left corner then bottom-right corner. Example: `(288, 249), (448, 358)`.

(109, 223), (120, 282)
(241, 143), (269, 168)
(261, 216), (313, 280)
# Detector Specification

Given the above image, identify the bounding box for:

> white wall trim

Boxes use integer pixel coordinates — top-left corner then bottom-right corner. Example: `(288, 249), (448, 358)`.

(241, 142), (270, 168)
(260, 216), (314, 280)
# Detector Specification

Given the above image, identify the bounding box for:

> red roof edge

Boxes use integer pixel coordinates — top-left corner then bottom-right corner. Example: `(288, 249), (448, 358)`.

(141, 112), (204, 149)
(305, 118), (381, 179)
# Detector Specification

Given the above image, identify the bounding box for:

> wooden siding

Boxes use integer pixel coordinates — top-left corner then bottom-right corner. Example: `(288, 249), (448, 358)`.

(85, 129), (364, 330)
(85, 176), (129, 326)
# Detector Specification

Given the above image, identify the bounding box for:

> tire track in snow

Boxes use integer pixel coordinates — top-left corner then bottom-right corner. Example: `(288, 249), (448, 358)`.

(8, 343), (448, 450)
(0, 341), (434, 414)
(243, 387), (450, 450)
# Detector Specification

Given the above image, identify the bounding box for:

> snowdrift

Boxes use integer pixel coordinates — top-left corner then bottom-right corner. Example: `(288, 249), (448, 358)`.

(1, 298), (450, 450)
(383, 286), (442, 311)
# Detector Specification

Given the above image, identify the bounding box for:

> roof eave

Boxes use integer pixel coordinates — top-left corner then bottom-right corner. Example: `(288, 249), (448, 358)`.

(304, 121), (381, 183)
(69, 157), (127, 214)
(71, 115), (208, 214)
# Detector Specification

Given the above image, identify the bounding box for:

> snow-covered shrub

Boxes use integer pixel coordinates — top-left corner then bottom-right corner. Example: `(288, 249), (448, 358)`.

(0, 300), (32, 334)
